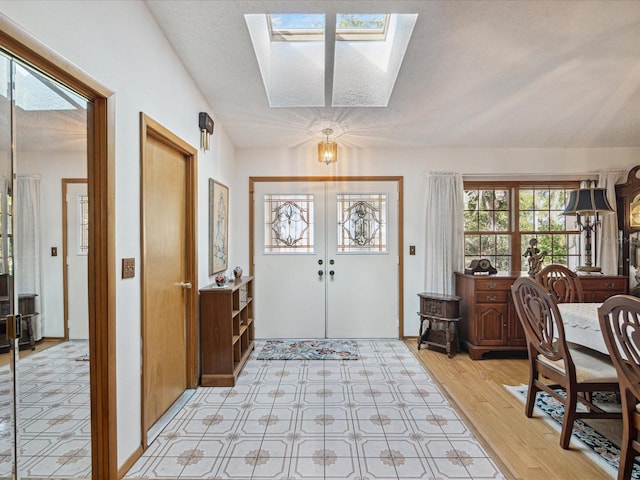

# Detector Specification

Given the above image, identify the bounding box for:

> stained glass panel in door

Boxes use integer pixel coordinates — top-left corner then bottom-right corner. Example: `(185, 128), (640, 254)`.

(264, 193), (314, 253)
(336, 193), (387, 253)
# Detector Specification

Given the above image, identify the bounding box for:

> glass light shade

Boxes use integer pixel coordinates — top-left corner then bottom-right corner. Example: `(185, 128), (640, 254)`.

(562, 188), (614, 215)
(318, 140), (337, 165)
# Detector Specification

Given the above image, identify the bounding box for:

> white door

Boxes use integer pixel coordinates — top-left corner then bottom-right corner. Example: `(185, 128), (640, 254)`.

(326, 181), (398, 338)
(66, 182), (89, 339)
(253, 180), (398, 338)
(254, 181), (327, 338)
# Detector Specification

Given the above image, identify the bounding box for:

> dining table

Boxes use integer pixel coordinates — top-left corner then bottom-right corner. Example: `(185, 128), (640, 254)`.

(557, 302), (607, 354)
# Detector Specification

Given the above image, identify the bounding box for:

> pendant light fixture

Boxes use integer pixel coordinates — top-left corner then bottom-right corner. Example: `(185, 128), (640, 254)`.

(318, 128), (337, 165)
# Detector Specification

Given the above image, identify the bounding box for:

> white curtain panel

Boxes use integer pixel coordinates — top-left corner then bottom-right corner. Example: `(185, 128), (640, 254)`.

(598, 172), (626, 275)
(15, 175), (43, 340)
(424, 172), (464, 295)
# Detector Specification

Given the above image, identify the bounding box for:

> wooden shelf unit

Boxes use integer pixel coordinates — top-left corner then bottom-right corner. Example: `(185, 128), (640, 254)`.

(199, 276), (254, 387)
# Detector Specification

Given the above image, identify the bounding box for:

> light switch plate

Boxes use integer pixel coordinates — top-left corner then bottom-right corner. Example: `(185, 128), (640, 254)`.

(122, 258), (135, 279)
(409, 245), (416, 255)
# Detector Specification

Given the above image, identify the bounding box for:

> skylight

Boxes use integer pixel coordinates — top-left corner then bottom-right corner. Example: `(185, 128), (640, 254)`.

(268, 13), (324, 41)
(0, 61), (86, 111)
(268, 13), (389, 42)
(336, 14), (389, 41)
(246, 13), (417, 107)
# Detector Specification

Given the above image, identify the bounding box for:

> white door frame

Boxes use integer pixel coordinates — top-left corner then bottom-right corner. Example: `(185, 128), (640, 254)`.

(249, 176), (405, 337)
(62, 178), (88, 340)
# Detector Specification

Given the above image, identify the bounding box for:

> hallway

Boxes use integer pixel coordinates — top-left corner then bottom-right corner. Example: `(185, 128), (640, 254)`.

(124, 340), (503, 479)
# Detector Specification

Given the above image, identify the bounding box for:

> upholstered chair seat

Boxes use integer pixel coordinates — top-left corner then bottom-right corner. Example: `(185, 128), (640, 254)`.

(537, 347), (618, 383)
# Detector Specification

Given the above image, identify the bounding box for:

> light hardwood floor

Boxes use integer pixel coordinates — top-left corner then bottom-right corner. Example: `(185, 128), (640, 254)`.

(406, 340), (611, 480)
(0, 338), (62, 367)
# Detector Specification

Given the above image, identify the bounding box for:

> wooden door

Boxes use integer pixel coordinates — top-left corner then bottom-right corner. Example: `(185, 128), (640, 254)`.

(141, 115), (197, 445)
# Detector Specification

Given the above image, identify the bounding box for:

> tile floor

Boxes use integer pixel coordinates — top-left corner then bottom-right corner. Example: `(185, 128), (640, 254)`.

(0, 340), (92, 479)
(125, 340), (505, 479)
(1, 339), (506, 479)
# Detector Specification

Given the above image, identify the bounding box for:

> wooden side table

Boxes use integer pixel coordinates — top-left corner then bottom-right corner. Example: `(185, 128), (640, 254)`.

(417, 292), (462, 358)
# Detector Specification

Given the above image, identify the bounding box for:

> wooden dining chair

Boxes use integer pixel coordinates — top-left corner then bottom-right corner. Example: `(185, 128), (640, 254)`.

(511, 277), (621, 449)
(598, 295), (640, 480)
(535, 263), (584, 303)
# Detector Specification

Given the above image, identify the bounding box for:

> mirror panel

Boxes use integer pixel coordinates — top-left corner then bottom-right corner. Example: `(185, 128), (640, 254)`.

(0, 50), (15, 480)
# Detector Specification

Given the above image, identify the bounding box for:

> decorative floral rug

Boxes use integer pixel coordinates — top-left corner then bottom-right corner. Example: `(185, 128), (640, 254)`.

(506, 384), (640, 479)
(256, 339), (359, 360)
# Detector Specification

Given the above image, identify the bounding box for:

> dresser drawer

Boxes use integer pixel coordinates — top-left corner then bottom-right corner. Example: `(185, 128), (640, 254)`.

(475, 290), (509, 303)
(420, 296), (460, 318)
(579, 275), (627, 302)
(581, 277), (626, 293)
(475, 278), (512, 292)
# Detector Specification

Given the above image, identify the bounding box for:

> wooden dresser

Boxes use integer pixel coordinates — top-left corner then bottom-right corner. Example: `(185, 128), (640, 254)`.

(199, 276), (254, 386)
(455, 272), (627, 360)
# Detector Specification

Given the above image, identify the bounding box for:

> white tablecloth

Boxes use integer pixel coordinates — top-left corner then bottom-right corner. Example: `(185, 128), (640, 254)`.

(557, 303), (607, 354)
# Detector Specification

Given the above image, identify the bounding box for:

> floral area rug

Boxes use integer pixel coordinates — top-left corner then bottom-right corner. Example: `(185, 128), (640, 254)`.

(256, 339), (359, 360)
(506, 384), (640, 479)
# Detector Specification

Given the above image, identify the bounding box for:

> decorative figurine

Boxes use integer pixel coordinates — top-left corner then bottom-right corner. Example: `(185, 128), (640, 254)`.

(215, 274), (227, 286)
(233, 266), (243, 279)
(524, 238), (547, 276)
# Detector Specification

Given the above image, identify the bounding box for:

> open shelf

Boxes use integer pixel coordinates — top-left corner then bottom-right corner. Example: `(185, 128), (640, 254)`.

(199, 276), (254, 387)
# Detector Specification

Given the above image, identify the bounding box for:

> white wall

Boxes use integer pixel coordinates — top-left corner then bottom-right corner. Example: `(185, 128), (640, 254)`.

(234, 145), (640, 336)
(17, 151), (86, 337)
(0, 0), (236, 467)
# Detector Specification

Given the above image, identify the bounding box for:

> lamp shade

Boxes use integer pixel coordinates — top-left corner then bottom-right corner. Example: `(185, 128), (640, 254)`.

(317, 127), (338, 165)
(318, 140), (337, 164)
(562, 188), (614, 215)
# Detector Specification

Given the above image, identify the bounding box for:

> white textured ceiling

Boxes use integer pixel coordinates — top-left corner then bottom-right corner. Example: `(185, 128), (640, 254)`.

(146, 0), (640, 149)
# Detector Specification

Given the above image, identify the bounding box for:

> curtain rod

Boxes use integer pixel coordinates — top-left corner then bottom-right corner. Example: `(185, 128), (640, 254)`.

(462, 170), (626, 181)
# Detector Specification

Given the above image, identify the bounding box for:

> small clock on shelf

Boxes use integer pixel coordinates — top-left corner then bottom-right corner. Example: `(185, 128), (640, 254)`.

(464, 258), (497, 275)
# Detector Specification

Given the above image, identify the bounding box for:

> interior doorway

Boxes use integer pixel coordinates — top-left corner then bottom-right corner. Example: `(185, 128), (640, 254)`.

(0, 20), (116, 479)
(251, 177), (404, 339)
(63, 179), (89, 340)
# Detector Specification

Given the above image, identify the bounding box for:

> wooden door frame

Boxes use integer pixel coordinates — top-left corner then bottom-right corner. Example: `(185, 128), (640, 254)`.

(0, 18), (117, 480)
(61, 178), (88, 341)
(249, 176), (405, 337)
(140, 113), (198, 447)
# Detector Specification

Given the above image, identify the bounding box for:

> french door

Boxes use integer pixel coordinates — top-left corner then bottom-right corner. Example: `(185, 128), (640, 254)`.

(253, 179), (399, 339)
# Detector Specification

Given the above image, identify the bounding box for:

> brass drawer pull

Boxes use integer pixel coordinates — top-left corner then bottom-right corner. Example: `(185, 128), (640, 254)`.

(604, 282), (615, 289)
(486, 295), (497, 301)
(487, 282), (497, 289)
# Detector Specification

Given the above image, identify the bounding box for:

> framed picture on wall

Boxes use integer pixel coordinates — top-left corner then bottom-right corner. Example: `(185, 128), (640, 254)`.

(209, 178), (229, 275)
